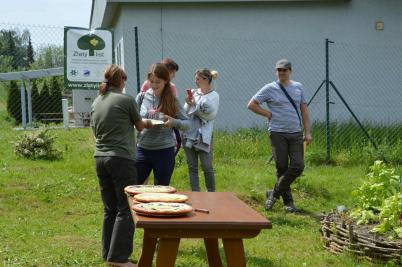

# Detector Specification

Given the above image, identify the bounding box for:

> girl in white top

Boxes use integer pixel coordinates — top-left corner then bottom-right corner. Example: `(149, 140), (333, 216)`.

(183, 69), (219, 192)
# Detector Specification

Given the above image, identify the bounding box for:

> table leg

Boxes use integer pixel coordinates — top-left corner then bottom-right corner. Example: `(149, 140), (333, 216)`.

(204, 238), (223, 267)
(138, 231), (157, 267)
(222, 238), (246, 267)
(155, 238), (180, 267)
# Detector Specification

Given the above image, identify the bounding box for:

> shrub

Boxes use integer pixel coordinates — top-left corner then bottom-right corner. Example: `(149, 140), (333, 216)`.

(13, 129), (62, 160)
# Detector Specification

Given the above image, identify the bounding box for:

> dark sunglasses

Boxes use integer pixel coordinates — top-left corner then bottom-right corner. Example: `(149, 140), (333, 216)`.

(122, 75), (127, 81)
(277, 68), (289, 72)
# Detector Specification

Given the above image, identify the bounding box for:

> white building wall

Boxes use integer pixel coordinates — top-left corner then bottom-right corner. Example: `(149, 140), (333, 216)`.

(95, 0), (402, 129)
(91, 0), (108, 28)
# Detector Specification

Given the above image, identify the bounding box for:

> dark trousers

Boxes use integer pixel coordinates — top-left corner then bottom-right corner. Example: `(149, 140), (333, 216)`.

(270, 132), (304, 205)
(135, 146), (175, 185)
(95, 156), (137, 263)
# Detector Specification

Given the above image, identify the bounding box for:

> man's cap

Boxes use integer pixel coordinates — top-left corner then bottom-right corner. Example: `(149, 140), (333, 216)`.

(275, 59), (292, 69)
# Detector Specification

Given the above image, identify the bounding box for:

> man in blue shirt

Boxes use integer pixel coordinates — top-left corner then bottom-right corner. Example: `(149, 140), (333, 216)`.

(247, 59), (312, 212)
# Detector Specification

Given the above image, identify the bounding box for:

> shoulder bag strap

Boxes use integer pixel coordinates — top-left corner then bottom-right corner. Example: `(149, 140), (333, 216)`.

(277, 82), (301, 126)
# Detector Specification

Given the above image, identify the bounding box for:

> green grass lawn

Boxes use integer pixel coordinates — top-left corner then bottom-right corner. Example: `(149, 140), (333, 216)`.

(1, 121), (394, 267)
(0, 81), (399, 267)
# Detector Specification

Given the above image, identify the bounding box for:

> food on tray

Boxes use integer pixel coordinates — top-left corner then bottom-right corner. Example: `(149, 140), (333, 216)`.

(132, 202), (193, 217)
(124, 185), (177, 195)
(134, 193), (188, 203)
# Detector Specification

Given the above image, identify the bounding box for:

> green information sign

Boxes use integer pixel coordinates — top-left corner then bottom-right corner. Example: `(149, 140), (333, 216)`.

(64, 27), (114, 90)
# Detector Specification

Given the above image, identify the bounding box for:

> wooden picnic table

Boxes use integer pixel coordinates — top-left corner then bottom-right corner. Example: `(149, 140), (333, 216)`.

(127, 192), (272, 267)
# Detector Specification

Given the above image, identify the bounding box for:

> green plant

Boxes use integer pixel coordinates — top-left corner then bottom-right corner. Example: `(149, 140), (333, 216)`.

(372, 193), (402, 238)
(350, 161), (401, 238)
(13, 129), (62, 160)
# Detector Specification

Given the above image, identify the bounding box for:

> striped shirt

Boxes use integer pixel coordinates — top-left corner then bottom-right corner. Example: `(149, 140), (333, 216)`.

(253, 80), (307, 133)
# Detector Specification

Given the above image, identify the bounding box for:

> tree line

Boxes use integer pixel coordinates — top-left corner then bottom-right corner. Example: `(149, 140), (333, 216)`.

(1, 29), (64, 124)
(7, 77), (63, 124)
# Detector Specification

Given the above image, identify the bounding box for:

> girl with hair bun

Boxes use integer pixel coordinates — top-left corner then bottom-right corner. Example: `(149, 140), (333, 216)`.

(182, 68), (220, 192)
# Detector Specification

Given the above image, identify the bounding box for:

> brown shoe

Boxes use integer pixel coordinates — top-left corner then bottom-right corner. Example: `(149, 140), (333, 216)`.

(106, 261), (137, 267)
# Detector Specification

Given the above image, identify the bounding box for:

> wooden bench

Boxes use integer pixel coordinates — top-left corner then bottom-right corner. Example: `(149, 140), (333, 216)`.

(34, 113), (63, 123)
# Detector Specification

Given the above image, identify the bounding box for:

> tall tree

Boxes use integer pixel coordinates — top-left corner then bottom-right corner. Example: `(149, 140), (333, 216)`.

(0, 29), (29, 70)
(21, 30), (34, 68)
(27, 36), (34, 67)
(3, 31), (18, 69)
(30, 45), (63, 69)
(39, 80), (51, 122)
(0, 31), (11, 71)
(6, 80), (22, 123)
(31, 79), (41, 116)
(0, 55), (13, 72)
(48, 76), (62, 117)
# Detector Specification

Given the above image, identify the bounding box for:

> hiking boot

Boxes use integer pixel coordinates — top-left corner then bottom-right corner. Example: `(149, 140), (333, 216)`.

(284, 203), (300, 213)
(265, 198), (277, 211)
(265, 190), (277, 211)
(282, 190), (294, 206)
(265, 189), (273, 199)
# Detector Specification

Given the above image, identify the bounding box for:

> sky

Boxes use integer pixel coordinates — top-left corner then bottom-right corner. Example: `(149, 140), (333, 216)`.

(0, 0), (92, 28)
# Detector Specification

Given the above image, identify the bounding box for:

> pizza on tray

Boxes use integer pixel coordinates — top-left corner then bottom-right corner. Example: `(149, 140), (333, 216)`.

(132, 202), (193, 217)
(124, 185), (177, 195)
(134, 193), (188, 203)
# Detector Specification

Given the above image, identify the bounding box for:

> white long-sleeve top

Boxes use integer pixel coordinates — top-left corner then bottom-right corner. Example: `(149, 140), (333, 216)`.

(136, 89), (190, 150)
(183, 88), (220, 149)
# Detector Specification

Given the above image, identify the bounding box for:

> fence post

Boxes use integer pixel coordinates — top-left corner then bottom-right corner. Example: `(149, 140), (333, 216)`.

(26, 79), (33, 127)
(325, 39), (334, 162)
(134, 26), (140, 93)
(325, 39), (330, 162)
(20, 79), (27, 129)
(62, 98), (69, 130)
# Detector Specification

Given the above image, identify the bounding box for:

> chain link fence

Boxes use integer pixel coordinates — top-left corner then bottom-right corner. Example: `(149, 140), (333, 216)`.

(0, 23), (67, 127)
(122, 26), (402, 162)
(1, 22), (401, 163)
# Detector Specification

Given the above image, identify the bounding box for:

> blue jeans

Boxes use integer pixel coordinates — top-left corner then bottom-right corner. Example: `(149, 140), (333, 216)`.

(270, 132), (304, 205)
(95, 156), (137, 263)
(135, 146), (175, 185)
(183, 145), (215, 192)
